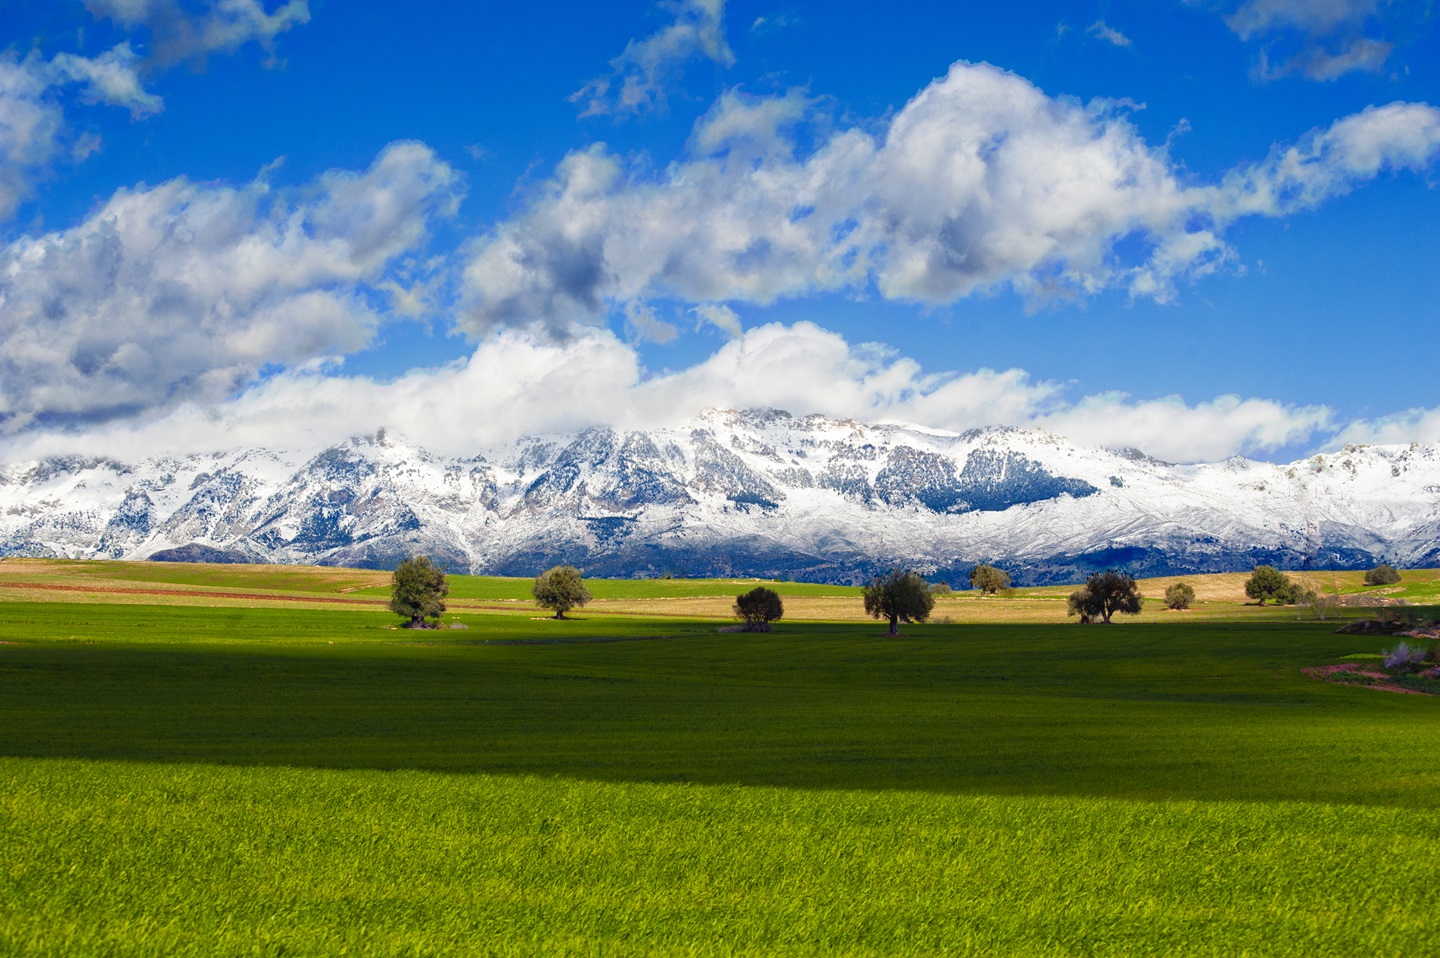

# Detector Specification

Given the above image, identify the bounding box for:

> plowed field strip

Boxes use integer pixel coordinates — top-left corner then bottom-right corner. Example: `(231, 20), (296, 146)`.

(0, 581), (388, 605)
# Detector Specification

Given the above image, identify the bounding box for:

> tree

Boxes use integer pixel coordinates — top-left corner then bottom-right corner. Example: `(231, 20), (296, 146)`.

(733, 586), (784, 632)
(968, 563), (1011, 595)
(532, 565), (592, 619)
(863, 569), (935, 636)
(1066, 569), (1142, 624)
(1244, 565), (1293, 606)
(390, 555), (448, 628)
(1364, 563), (1401, 586)
(1164, 582), (1195, 611)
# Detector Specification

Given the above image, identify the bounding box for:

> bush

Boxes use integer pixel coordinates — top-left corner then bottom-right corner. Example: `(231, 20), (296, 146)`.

(1364, 563), (1401, 587)
(1384, 642), (1428, 672)
(1164, 582), (1195, 611)
(733, 587), (783, 632)
(928, 582), (953, 595)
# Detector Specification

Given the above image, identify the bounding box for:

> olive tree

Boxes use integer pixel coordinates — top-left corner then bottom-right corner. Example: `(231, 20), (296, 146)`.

(1066, 569), (1142, 624)
(863, 569), (935, 636)
(968, 563), (1011, 596)
(532, 565), (592, 619)
(1244, 565), (1295, 605)
(733, 586), (784, 632)
(390, 555), (448, 628)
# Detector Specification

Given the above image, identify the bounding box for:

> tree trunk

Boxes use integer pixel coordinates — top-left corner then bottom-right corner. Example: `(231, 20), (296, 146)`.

(888, 613), (899, 636)
(553, 611), (566, 620)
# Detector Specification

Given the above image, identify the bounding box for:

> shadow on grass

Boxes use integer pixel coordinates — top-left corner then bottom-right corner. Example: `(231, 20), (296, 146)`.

(1, 603), (1437, 808)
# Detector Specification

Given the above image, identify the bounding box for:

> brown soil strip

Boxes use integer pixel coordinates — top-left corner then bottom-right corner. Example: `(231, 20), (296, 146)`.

(0, 581), (388, 605)
(1302, 662), (1430, 696)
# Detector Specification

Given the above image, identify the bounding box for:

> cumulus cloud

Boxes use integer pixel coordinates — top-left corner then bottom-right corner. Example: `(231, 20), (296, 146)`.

(1212, 0), (1408, 79)
(0, 320), (1341, 465)
(0, 142), (461, 430)
(573, 0), (734, 117)
(84, 0), (310, 68)
(464, 62), (1440, 334)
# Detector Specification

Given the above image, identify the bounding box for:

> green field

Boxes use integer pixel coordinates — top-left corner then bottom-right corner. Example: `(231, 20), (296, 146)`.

(1, 560), (1438, 955)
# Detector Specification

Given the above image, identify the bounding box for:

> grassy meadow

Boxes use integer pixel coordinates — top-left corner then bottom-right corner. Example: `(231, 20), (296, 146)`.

(1, 558), (1438, 955)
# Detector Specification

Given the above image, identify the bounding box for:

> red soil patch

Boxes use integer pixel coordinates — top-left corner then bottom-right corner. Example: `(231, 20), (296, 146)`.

(0, 581), (387, 605)
(1302, 662), (1430, 696)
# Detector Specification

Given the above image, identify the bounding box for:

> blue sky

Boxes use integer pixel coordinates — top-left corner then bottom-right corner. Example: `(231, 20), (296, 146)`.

(1, 0), (1437, 462)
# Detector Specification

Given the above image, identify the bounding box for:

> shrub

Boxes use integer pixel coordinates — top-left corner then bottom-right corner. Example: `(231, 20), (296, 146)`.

(1164, 582), (1195, 611)
(928, 582), (953, 595)
(1384, 642), (1428, 672)
(1364, 563), (1401, 586)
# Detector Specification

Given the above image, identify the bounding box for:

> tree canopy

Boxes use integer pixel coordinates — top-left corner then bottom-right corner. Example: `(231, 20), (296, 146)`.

(1066, 569), (1142, 624)
(1244, 565), (1296, 605)
(532, 565), (592, 619)
(863, 569), (935, 636)
(389, 555), (448, 628)
(733, 587), (784, 632)
(1364, 563), (1401, 586)
(968, 563), (1011, 595)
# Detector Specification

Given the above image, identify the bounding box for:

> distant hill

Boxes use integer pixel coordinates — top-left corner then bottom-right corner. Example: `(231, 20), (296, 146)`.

(2, 408), (1437, 585)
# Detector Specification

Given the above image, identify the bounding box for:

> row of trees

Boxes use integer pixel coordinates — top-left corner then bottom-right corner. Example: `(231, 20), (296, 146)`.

(392, 555), (1406, 630)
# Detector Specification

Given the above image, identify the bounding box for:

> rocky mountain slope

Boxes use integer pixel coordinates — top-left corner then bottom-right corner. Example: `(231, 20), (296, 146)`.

(2, 408), (1437, 584)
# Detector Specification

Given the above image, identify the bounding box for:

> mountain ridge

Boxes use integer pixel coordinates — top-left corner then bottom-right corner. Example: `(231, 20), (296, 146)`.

(2, 408), (1437, 585)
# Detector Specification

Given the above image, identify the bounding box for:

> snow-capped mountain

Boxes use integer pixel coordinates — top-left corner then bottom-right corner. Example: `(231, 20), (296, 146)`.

(2, 408), (1437, 585)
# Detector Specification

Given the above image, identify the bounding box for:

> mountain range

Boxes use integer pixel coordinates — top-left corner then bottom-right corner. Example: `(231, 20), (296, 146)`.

(2, 408), (1436, 585)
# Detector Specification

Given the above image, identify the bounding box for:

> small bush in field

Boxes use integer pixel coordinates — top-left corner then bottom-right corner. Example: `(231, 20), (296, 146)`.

(1383, 642), (1427, 672)
(1364, 564), (1401, 586)
(1165, 582), (1195, 611)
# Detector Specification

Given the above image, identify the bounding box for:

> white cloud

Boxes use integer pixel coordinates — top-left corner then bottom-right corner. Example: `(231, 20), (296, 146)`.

(1217, 0), (1406, 79)
(1087, 20), (1134, 47)
(1039, 393), (1333, 463)
(692, 303), (742, 337)
(0, 55), (65, 222)
(623, 300), (679, 343)
(1215, 101), (1440, 218)
(0, 142), (461, 429)
(50, 43), (162, 117)
(1225, 0), (1381, 39)
(572, 0), (735, 117)
(464, 62), (1440, 333)
(1332, 407), (1440, 446)
(0, 320), (1340, 465)
(0, 0), (315, 223)
(84, 0), (310, 67)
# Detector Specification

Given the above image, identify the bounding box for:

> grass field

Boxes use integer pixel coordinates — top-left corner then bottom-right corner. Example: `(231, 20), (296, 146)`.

(2, 559), (1438, 955)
